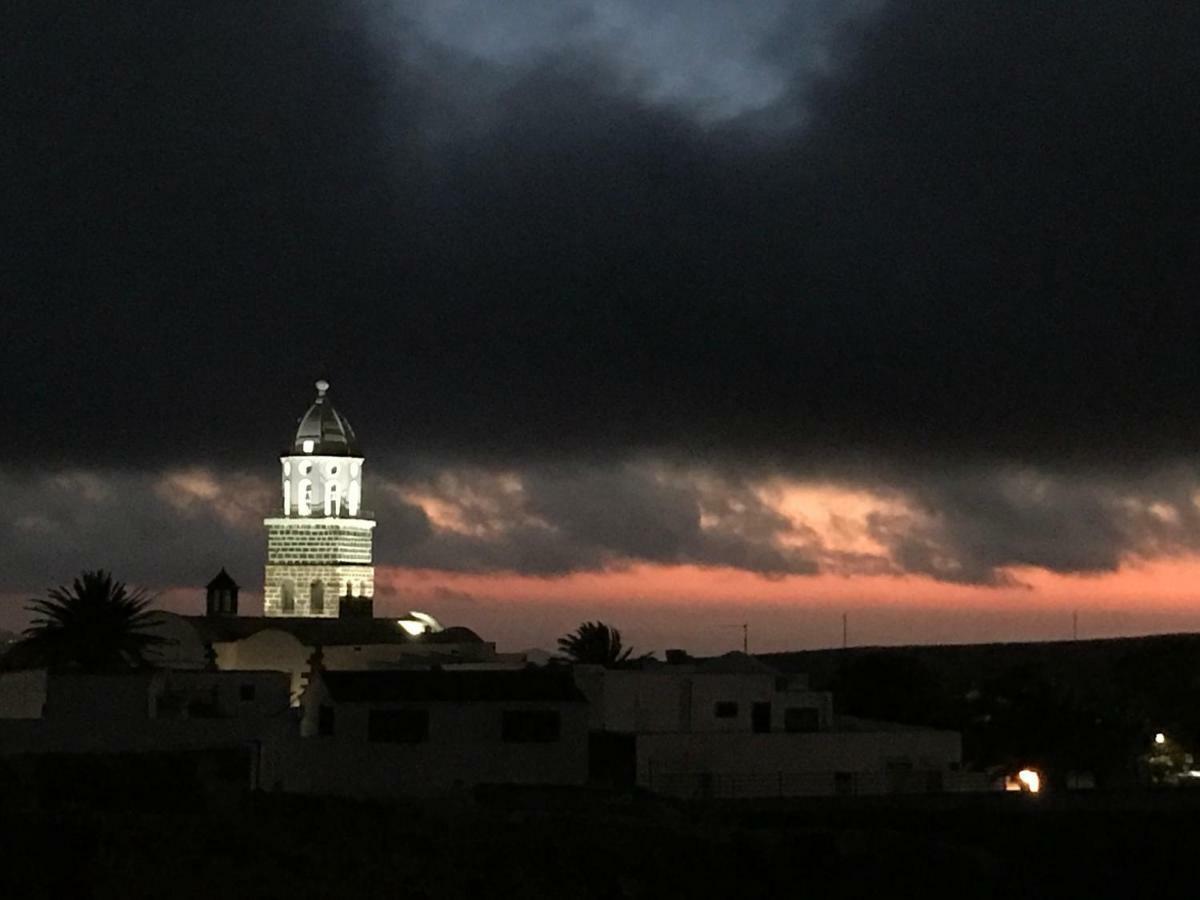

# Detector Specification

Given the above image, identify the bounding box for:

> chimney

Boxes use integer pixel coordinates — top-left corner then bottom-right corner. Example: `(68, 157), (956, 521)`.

(338, 592), (374, 618)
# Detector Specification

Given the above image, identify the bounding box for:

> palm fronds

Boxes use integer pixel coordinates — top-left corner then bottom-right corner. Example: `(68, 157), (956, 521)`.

(20, 570), (167, 671)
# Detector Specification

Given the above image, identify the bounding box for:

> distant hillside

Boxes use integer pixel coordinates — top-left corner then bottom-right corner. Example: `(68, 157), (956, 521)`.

(763, 632), (1200, 697)
(761, 633), (1200, 780)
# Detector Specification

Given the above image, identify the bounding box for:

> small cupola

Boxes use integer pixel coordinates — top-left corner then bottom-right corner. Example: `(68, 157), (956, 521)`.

(206, 568), (240, 617)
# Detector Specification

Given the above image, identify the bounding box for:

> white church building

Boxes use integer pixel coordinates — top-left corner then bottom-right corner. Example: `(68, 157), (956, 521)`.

(263, 379), (375, 617)
(146, 380), (507, 700)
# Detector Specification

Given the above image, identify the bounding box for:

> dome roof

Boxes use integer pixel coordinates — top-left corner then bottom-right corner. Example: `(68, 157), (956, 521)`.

(293, 380), (359, 456)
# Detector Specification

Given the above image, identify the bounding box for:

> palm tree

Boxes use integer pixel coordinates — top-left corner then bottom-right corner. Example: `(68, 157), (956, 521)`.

(556, 621), (646, 666)
(20, 570), (167, 671)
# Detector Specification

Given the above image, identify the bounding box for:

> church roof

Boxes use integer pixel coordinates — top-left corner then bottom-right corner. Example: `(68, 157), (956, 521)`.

(182, 615), (484, 648)
(293, 380), (359, 456)
(320, 668), (586, 704)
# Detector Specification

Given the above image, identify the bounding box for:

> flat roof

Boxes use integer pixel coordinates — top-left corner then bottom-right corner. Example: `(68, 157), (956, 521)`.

(320, 668), (586, 704)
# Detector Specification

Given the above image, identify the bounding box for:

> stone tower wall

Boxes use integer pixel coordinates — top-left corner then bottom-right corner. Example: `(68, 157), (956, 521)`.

(262, 519), (376, 618)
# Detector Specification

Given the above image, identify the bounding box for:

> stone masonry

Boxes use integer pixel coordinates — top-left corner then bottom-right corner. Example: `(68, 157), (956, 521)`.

(263, 519), (376, 617)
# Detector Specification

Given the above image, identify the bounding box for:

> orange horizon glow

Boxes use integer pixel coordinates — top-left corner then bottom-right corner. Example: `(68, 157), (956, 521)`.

(9, 553), (1193, 656)
(367, 557), (1200, 651)
(371, 555), (1200, 612)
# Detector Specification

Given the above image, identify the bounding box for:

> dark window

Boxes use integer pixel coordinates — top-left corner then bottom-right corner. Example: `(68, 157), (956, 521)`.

(834, 772), (854, 796)
(239, 683), (256, 702)
(752, 702), (772, 733)
(784, 707), (820, 732)
(317, 704), (335, 736)
(310, 579), (325, 614)
(502, 710), (561, 742)
(368, 708), (429, 743)
(714, 701), (739, 719)
(280, 579), (295, 614)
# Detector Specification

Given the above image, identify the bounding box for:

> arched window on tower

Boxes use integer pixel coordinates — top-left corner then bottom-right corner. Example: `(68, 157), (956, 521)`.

(280, 579), (295, 614)
(348, 480), (360, 516)
(310, 580), (325, 615)
(298, 479), (313, 516)
(326, 481), (341, 517)
(283, 479), (291, 516)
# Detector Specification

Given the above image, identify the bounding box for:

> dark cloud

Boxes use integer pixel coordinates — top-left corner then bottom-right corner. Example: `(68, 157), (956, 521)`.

(0, 463), (818, 599)
(6, 459), (1200, 612)
(0, 470), (268, 594)
(5, 1), (1200, 471)
(374, 462), (819, 575)
(861, 462), (1200, 585)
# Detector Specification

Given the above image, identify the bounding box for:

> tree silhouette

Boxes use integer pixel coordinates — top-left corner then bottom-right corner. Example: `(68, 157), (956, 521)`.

(831, 651), (951, 726)
(557, 621), (645, 666)
(19, 570), (167, 671)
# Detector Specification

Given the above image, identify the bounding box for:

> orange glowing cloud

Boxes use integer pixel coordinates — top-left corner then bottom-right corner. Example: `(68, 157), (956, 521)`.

(374, 556), (1200, 612)
(366, 554), (1200, 653)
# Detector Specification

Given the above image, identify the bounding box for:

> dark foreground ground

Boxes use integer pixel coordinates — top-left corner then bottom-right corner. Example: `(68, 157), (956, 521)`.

(4, 777), (1199, 900)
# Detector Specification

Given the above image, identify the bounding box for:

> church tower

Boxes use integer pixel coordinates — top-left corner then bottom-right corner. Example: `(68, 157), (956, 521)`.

(263, 380), (375, 617)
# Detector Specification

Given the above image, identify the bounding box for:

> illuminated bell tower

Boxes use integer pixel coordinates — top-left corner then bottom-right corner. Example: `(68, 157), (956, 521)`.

(263, 380), (375, 617)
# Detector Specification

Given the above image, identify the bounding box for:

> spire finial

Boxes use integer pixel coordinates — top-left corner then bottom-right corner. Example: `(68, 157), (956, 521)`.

(315, 379), (329, 397)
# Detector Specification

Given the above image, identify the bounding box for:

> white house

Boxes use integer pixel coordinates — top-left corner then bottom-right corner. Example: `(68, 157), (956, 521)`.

(575, 652), (977, 798)
(263, 667), (590, 797)
(0, 668), (293, 776)
(575, 651), (833, 735)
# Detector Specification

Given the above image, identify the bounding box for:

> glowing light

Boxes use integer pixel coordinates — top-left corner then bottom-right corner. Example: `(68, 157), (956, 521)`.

(1017, 769), (1041, 793)
(398, 619), (426, 636)
(409, 610), (444, 633)
(1155, 732), (1166, 745)
(302, 440), (315, 454)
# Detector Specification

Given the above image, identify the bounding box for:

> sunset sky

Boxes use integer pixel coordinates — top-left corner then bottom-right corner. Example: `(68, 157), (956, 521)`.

(6, 1), (1200, 653)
